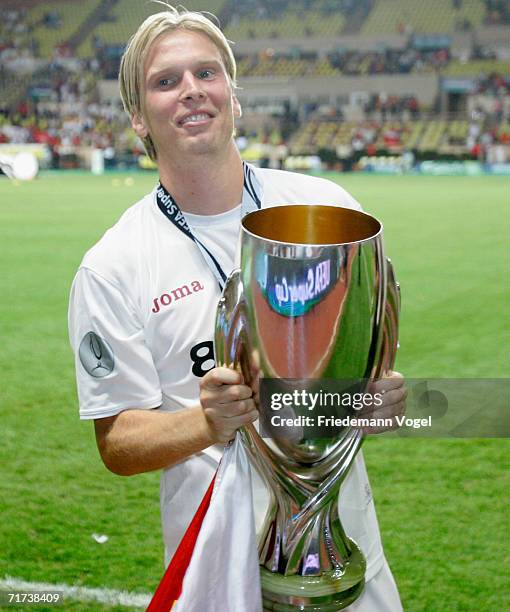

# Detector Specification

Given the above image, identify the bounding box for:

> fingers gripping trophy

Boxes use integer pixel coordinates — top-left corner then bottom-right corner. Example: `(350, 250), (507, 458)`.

(215, 205), (400, 611)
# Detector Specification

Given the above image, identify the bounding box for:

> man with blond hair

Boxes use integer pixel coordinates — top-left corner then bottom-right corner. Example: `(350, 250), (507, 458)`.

(69, 4), (405, 610)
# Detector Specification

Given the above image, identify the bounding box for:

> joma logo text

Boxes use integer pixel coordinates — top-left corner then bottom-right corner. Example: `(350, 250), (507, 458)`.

(152, 281), (204, 314)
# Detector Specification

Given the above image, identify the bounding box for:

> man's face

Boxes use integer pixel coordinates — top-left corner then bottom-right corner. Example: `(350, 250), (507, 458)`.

(132, 29), (241, 163)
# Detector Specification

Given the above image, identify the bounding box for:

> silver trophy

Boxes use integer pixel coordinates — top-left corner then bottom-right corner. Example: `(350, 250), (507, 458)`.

(215, 204), (399, 610)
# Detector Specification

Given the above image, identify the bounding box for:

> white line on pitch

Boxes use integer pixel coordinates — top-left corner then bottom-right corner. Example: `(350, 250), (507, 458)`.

(0, 576), (152, 608)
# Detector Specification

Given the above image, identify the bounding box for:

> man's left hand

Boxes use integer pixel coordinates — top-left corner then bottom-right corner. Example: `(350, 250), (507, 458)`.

(359, 371), (407, 435)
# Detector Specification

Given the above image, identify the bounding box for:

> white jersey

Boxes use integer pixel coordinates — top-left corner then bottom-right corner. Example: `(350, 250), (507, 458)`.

(68, 165), (385, 581)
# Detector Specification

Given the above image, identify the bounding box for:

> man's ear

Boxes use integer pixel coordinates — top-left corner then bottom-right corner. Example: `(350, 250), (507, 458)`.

(233, 94), (242, 119)
(131, 113), (149, 138)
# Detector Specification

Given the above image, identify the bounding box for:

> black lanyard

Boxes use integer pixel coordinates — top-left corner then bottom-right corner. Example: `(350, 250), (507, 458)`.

(155, 161), (262, 289)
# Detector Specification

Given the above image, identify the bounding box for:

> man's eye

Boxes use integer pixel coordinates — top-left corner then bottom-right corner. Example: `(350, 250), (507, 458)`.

(198, 69), (214, 79)
(158, 77), (174, 87)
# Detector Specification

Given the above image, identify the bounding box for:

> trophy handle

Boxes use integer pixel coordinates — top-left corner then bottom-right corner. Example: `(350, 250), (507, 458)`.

(214, 268), (252, 385)
(374, 257), (400, 378)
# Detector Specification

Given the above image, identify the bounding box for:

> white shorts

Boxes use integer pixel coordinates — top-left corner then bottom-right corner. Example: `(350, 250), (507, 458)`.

(345, 557), (402, 612)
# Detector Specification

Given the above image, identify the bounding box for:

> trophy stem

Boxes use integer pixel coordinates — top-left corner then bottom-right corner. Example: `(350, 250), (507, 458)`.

(241, 426), (366, 610)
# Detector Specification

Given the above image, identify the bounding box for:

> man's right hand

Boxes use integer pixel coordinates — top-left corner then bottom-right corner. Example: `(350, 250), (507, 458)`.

(200, 367), (258, 444)
(94, 367), (258, 476)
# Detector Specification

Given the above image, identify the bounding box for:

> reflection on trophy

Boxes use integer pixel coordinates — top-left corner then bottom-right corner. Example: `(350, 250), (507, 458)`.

(215, 205), (400, 611)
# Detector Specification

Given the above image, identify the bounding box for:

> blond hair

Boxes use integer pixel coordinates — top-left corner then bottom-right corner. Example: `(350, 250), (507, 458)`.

(119, 3), (237, 161)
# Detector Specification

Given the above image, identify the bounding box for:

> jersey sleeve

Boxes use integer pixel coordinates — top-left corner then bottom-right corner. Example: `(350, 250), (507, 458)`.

(324, 178), (363, 212)
(258, 167), (363, 213)
(68, 267), (162, 420)
(335, 186), (362, 212)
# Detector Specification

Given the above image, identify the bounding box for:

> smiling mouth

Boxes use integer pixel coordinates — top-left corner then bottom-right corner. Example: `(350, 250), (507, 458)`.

(179, 113), (212, 126)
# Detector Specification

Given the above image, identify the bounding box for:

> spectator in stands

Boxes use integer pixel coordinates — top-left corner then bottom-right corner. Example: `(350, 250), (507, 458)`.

(43, 11), (61, 29)
(485, 0), (510, 24)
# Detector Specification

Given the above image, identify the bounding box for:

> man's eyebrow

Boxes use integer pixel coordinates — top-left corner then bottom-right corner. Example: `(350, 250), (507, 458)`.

(195, 59), (223, 68)
(147, 58), (224, 81)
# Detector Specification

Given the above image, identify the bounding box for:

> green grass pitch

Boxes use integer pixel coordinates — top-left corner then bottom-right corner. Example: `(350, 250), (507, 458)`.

(0, 172), (508, 610)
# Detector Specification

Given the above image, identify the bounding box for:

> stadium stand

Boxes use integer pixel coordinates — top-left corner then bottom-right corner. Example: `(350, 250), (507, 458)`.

(484, 0), (510, 25)
(1, 0), (509, 170)
(25, 0), (103, 58)
(414, 120), (446, 153)
(444, 59), (510, 76)
(496, 120), (510, 141)
(362, 0), (485, 35)
(223, 0), (354, 39)
(223, 0), (509, 37)
(0, 7), (35, 57)
(226, 11), (346, 40)
(0, 70), (32, 112)
(77, 0), (226, 58)
(235, 46), (455, 78)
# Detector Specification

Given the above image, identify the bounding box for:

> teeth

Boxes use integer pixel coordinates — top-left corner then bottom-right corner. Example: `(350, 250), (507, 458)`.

(182, 113), (209, 125)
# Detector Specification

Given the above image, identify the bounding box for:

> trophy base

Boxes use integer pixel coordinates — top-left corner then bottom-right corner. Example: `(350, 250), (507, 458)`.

(260, 541), (366, 611)
(261, 576), (365, 611)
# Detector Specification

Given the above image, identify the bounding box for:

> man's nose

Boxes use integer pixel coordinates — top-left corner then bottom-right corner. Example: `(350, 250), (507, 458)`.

(180, 71), (205, 100)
